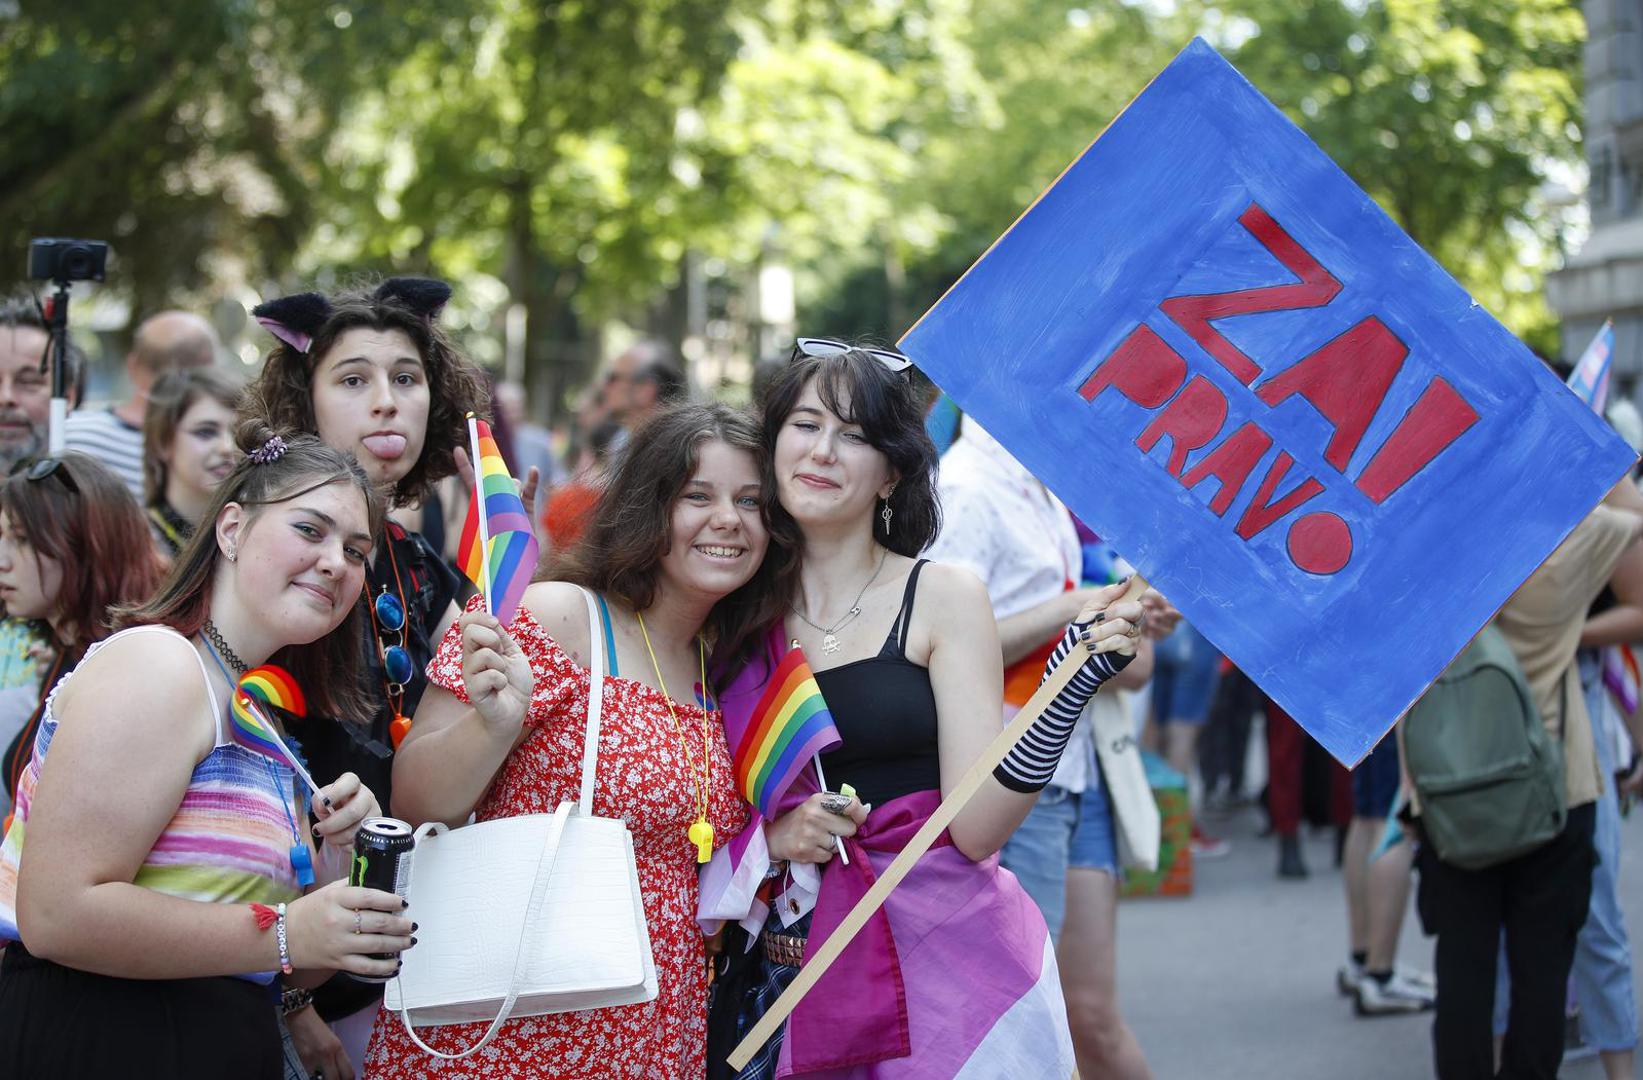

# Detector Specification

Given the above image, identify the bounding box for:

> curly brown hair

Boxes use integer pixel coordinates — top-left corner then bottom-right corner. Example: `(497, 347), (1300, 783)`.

(551, 402), (784, 666)
(242, 284), (489, 508)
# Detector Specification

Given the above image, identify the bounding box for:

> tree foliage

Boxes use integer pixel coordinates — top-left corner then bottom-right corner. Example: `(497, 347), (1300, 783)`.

(0, 0), (1586, 388)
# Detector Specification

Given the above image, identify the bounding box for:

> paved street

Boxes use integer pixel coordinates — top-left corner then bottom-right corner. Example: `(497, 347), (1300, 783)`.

(1116, 805), (1643, 1079)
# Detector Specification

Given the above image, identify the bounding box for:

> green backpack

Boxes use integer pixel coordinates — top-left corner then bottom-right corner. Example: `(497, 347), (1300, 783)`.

(1402, 624), (1566, 870)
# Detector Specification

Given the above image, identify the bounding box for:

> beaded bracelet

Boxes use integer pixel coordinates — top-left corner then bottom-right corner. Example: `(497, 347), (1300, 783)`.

(249, 902), (294, 975)
(275, 902), (293, 975)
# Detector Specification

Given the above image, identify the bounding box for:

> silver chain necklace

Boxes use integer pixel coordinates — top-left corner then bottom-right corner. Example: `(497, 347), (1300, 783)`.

(791, 549), (888, 655)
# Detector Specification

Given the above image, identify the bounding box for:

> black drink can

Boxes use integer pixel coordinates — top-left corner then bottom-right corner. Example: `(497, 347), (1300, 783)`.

(349, 816), (414, 980)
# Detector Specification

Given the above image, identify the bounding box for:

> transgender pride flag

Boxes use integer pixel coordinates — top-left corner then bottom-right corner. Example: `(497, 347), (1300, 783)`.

(458, 416), (539, 626)
(1568, 320), (1616, 413)
(1565, 324), (1637, 720)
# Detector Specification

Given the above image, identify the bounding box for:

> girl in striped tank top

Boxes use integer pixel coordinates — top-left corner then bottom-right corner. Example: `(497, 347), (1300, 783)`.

(0, 423), (419, 1079)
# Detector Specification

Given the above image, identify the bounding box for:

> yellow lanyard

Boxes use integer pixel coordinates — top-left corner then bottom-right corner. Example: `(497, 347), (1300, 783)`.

(636, 612), (715, 863)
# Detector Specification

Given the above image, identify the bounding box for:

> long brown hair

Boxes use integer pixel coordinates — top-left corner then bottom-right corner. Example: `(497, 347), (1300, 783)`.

(553, 402), (784, 665)
(242, 283), (489, 508)
(142, 366), (246, 509)
(117, 419), (385, 724)
(0, 453), (165, 660)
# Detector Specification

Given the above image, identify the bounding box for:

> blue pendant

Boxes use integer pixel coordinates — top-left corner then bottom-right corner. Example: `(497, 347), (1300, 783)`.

(382, 645), (414, 685)
(290, 843), (316, 888)
(374, 590), (406, 633)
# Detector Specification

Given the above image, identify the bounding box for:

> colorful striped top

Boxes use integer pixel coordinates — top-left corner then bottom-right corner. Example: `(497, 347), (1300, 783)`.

(0, 626), (305, 984)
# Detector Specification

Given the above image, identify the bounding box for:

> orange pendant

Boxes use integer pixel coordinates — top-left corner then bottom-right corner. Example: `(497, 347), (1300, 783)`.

(389, 713), (411, 749)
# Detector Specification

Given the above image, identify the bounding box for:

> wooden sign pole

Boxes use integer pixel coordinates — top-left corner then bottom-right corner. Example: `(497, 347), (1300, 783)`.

(727, 575), (1151, 1070)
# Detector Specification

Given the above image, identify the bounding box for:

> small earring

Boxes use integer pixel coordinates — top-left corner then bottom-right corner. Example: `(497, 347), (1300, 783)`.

(226, 547), (237, 563)
(880, 501), (894, 534)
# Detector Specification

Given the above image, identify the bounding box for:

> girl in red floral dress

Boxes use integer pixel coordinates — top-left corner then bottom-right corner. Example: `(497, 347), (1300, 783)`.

(367, 403), (781, 1078)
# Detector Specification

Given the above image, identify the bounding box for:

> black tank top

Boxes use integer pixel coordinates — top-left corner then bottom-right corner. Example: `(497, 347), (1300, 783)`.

(816, 560), (941, 807)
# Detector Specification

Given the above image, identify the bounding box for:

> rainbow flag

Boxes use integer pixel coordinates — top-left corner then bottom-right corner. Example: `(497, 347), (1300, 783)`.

(458, 417), (540, 626)
(231, 665), (321, 795)
(726, 636), (842, 821)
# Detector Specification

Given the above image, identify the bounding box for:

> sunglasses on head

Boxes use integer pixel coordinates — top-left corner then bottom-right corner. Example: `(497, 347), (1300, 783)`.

(790, 337), (913, 374)
(9, 457), (78, 494)
(372, 587), (414, 693)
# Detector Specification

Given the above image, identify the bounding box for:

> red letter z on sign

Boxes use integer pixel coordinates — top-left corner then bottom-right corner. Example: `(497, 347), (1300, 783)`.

(1160, 204), (1342, 386)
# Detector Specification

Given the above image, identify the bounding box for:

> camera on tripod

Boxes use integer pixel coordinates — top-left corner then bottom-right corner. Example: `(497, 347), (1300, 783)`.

(27, 238), (108, 284)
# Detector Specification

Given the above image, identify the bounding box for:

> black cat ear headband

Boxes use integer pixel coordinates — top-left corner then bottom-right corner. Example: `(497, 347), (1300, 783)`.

(250, 277), (452, 355)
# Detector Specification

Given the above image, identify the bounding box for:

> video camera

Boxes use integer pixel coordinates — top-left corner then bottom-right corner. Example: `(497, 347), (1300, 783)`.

(27, 237), (108, 284)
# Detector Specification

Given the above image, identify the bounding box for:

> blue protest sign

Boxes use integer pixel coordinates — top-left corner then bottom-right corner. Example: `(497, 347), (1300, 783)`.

(901, 39), (1636, 765)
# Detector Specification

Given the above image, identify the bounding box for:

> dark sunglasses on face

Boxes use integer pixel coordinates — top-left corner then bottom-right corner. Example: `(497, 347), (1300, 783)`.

(9, 457), (78, 494)
(790, 337), (913, 374)
(372, 587), (414, 691)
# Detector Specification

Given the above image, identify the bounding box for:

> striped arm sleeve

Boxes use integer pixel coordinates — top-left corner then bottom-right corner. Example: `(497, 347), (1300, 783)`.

(993, 620), (1132, 794)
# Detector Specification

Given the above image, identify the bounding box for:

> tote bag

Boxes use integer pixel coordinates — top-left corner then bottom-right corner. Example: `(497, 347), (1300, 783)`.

(1090, 689), (1161, 873)
(385, 587), (658, 1058)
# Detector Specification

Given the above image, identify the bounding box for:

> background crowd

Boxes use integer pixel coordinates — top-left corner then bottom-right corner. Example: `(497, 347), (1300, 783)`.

(0, 284), (1634, 1079)
(0, 3), (1634, 1078)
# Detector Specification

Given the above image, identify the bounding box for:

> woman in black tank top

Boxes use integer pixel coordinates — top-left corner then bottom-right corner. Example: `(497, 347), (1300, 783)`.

(706, 343), (1145, 1079)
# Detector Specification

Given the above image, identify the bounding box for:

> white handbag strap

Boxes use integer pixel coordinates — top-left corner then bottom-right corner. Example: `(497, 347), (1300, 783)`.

(577, 586), (604, 816)
(394, 802), (573, 1059)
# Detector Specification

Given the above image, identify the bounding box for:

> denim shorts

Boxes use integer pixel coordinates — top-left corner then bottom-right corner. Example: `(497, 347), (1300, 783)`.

(999, 783), (1119, 941)
(1351, 735), (1400, 818)
(1151, 622), (1221, 726)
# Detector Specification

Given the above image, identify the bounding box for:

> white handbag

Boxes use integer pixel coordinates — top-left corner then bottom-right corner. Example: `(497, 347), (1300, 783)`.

(386, 587), (658, 1058)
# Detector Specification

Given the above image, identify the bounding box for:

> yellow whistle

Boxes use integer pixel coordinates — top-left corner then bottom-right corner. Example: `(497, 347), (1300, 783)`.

(689, 819), (714, 864)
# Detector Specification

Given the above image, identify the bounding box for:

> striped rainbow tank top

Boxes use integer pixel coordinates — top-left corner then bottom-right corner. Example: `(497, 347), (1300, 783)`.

(0, 625), (304, 983)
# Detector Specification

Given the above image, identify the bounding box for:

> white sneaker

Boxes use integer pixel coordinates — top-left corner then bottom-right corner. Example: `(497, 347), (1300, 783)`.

(1355, 972), (1436, 1016)
(1396, 965), (1436, 992)
(1336, 961), (1364, 997)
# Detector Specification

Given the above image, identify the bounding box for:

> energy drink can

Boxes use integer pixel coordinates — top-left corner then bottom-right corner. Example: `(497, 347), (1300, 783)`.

(349, 817), (414, 979)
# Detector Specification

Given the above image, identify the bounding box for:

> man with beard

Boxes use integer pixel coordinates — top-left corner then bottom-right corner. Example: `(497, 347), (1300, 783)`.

(0, 298), (84, 785)
(0, 299), (82, 471)
(63, 310), (217, 498)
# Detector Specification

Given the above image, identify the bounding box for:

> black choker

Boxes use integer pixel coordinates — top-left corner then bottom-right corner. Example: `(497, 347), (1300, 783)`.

(202, 620), (248, 674)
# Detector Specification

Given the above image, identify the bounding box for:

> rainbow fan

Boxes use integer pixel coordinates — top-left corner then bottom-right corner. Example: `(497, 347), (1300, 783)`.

(232, 664), (318, 794)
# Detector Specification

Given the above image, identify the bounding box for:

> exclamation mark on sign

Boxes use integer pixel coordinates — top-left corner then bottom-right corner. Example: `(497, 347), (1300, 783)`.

(1354, 378), (1480, 504)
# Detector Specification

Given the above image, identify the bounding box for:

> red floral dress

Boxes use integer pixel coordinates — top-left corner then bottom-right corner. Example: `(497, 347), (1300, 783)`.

(365, 596), (747, 1078)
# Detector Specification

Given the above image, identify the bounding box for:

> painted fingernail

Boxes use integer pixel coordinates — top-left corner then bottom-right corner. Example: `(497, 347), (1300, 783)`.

(322, 796), (334, 809)
(410, 936), (418, 947)
(401, 898), (409, 909)
(312, 824), (323, 837)
(411, 922), (419, 932)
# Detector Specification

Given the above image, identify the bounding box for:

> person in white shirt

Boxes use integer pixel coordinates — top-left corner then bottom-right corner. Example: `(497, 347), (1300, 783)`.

(64, 311), (218, 499)
(925, 418), (1158, 1080)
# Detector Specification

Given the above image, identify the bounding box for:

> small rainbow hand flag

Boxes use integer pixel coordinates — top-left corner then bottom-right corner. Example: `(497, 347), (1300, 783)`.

(458, 416), (540, 626)
(725, 641), (843, 821)
(232, 664), (321, 795)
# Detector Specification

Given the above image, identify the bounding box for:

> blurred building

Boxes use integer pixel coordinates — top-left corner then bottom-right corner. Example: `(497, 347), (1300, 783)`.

(1548, 0), (1643, 395)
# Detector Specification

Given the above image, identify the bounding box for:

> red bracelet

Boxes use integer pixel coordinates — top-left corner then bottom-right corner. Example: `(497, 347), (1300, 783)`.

(250, 903), (278, 931)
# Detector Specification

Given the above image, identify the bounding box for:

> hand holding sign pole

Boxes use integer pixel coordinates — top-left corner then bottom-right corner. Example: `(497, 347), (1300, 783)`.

(727, 576), (1148, 1070)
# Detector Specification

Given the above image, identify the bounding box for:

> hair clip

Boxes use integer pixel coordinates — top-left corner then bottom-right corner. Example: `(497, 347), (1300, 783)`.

(249, 435), (288, 465)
